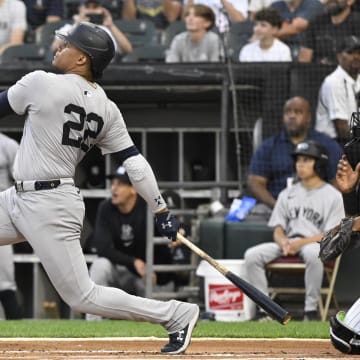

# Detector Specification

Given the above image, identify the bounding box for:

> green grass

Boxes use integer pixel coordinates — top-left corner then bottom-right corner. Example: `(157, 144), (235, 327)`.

(0, 320), (330, 338)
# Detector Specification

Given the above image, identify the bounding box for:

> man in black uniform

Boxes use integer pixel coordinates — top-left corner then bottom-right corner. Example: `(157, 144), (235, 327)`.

(86, 166), (174, 320)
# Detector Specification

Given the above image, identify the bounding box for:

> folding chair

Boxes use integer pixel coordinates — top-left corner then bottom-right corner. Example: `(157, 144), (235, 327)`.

(266, 255), (341, 321)
(1, 44), (47, 64)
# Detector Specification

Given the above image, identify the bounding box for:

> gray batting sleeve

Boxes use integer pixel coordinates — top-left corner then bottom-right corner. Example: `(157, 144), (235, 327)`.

(123, 154), (167, 213)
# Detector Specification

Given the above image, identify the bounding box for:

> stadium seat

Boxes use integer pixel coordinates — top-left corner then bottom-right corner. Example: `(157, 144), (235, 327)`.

(162, 20), (186, 47)
(266, 255), (341, 321)
(121, 45), (167, 63)
(37, 20), (68, 48)
(226, 20), (254, 62)
(113, 19), (156, 48)
(1, 44), (47, 64)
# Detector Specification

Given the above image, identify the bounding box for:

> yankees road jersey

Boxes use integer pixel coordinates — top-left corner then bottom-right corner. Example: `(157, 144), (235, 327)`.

(7, 70), (133, 181)
(268, 182), (345, 237)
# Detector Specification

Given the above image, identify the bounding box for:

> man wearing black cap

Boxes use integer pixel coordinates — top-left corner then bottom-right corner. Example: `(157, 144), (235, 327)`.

(315, 35), (360, 144)
(86, 166), (174, 320)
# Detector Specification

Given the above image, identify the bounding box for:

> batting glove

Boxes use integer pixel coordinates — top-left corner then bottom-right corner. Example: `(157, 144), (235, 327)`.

(155, 210), (180, 241)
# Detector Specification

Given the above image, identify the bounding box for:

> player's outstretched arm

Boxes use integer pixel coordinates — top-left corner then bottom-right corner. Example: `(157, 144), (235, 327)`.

(120, 152), (180, 241)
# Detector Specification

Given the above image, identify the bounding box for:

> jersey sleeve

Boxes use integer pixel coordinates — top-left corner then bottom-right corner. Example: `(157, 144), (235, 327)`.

(321, 76), (350, 121)
(268, 189), (288, 229)
(7, 71), (50, 115)
(96, 100), (134, 155)
(11, 1), (27, 31)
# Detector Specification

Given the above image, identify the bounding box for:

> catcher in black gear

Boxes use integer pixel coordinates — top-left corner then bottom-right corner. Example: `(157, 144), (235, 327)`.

(320, 111), (360, 355)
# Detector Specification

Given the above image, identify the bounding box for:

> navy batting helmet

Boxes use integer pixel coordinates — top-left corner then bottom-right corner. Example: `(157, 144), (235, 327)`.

(292, 140), (329, 181)
(56, 22), (115, 79)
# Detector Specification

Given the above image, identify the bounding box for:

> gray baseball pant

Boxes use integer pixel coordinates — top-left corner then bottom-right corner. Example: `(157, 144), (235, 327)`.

(0, 185), (196, 332)
(244, 241), (323, 313)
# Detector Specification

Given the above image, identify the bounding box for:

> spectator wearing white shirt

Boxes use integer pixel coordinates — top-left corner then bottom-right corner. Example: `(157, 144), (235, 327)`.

(0, 0), (27, 57)
(239, 8), (292, 62)
(315, 36), (360, 144)
(182, 0), (247, 33)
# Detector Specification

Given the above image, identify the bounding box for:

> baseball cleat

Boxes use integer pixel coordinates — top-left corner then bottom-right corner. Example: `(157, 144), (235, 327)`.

(161, 305), (200, 355)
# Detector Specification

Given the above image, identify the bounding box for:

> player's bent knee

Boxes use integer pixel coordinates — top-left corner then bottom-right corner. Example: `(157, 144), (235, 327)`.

(330, 311), (360, 354)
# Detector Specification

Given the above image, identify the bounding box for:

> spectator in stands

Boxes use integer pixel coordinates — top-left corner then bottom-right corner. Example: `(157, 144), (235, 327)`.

(0, 0), (27, 56)
(247, 96), (343, 217)
(166, 4), (223, 62)
(182, 0), (248, 33)
(299, 0), (360, 64)
(122, 0), (182, 36)
(315, 36), (360, 144)
(244, 139), (345, 321)
(85, 166), (175, 320)
(23, 0), (64, 42)
(270, 0), (324, 58)
(51, 0), (132, 57)
(239, 8), (292, 62)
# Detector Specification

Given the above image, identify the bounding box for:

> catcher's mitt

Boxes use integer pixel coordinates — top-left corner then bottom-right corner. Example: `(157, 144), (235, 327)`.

(319, 217), (354, 262)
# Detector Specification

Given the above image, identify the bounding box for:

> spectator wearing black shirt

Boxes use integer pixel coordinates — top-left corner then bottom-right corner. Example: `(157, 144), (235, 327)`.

(299, 0), (360, 64)
(86, 166), (174, 320)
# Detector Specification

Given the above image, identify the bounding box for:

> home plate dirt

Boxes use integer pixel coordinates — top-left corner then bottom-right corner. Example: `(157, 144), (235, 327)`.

(0, 338), (354, 359)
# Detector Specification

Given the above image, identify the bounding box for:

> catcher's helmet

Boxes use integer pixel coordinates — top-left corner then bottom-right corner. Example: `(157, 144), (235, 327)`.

(292, 140), (329, 181)
(56, 22), (115, 79)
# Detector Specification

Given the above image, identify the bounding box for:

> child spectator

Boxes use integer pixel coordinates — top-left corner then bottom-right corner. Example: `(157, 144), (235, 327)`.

(166, 4), (223, 62)
(239, 8), (292, 62)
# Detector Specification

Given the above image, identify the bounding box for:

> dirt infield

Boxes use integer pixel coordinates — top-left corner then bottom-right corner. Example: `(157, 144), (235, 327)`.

(0, 338), (355, 359)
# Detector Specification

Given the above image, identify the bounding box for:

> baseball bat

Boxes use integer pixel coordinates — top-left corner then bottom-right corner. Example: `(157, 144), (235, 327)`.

(177, 233), (291, 325)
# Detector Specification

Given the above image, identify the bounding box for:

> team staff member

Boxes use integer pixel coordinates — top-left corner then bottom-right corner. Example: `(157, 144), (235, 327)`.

(0, 22), (198, 354)
(0, 133), (21, 319)
(245, 140), (345, 321)
(86, 166), (174, 320)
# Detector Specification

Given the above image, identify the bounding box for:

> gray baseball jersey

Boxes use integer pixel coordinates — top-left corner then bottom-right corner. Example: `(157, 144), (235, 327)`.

(0, 71), (197, 330)
(268, 182), (345, 236)
(8, 71), (132, 181)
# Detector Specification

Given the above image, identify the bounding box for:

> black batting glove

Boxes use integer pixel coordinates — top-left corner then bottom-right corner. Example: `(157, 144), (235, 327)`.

(155, 210), (179, 241)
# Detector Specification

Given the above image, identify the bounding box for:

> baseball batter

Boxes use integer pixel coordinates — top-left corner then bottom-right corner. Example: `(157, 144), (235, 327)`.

(0, 22), (198, 355)
(0, 132), (21, 319)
